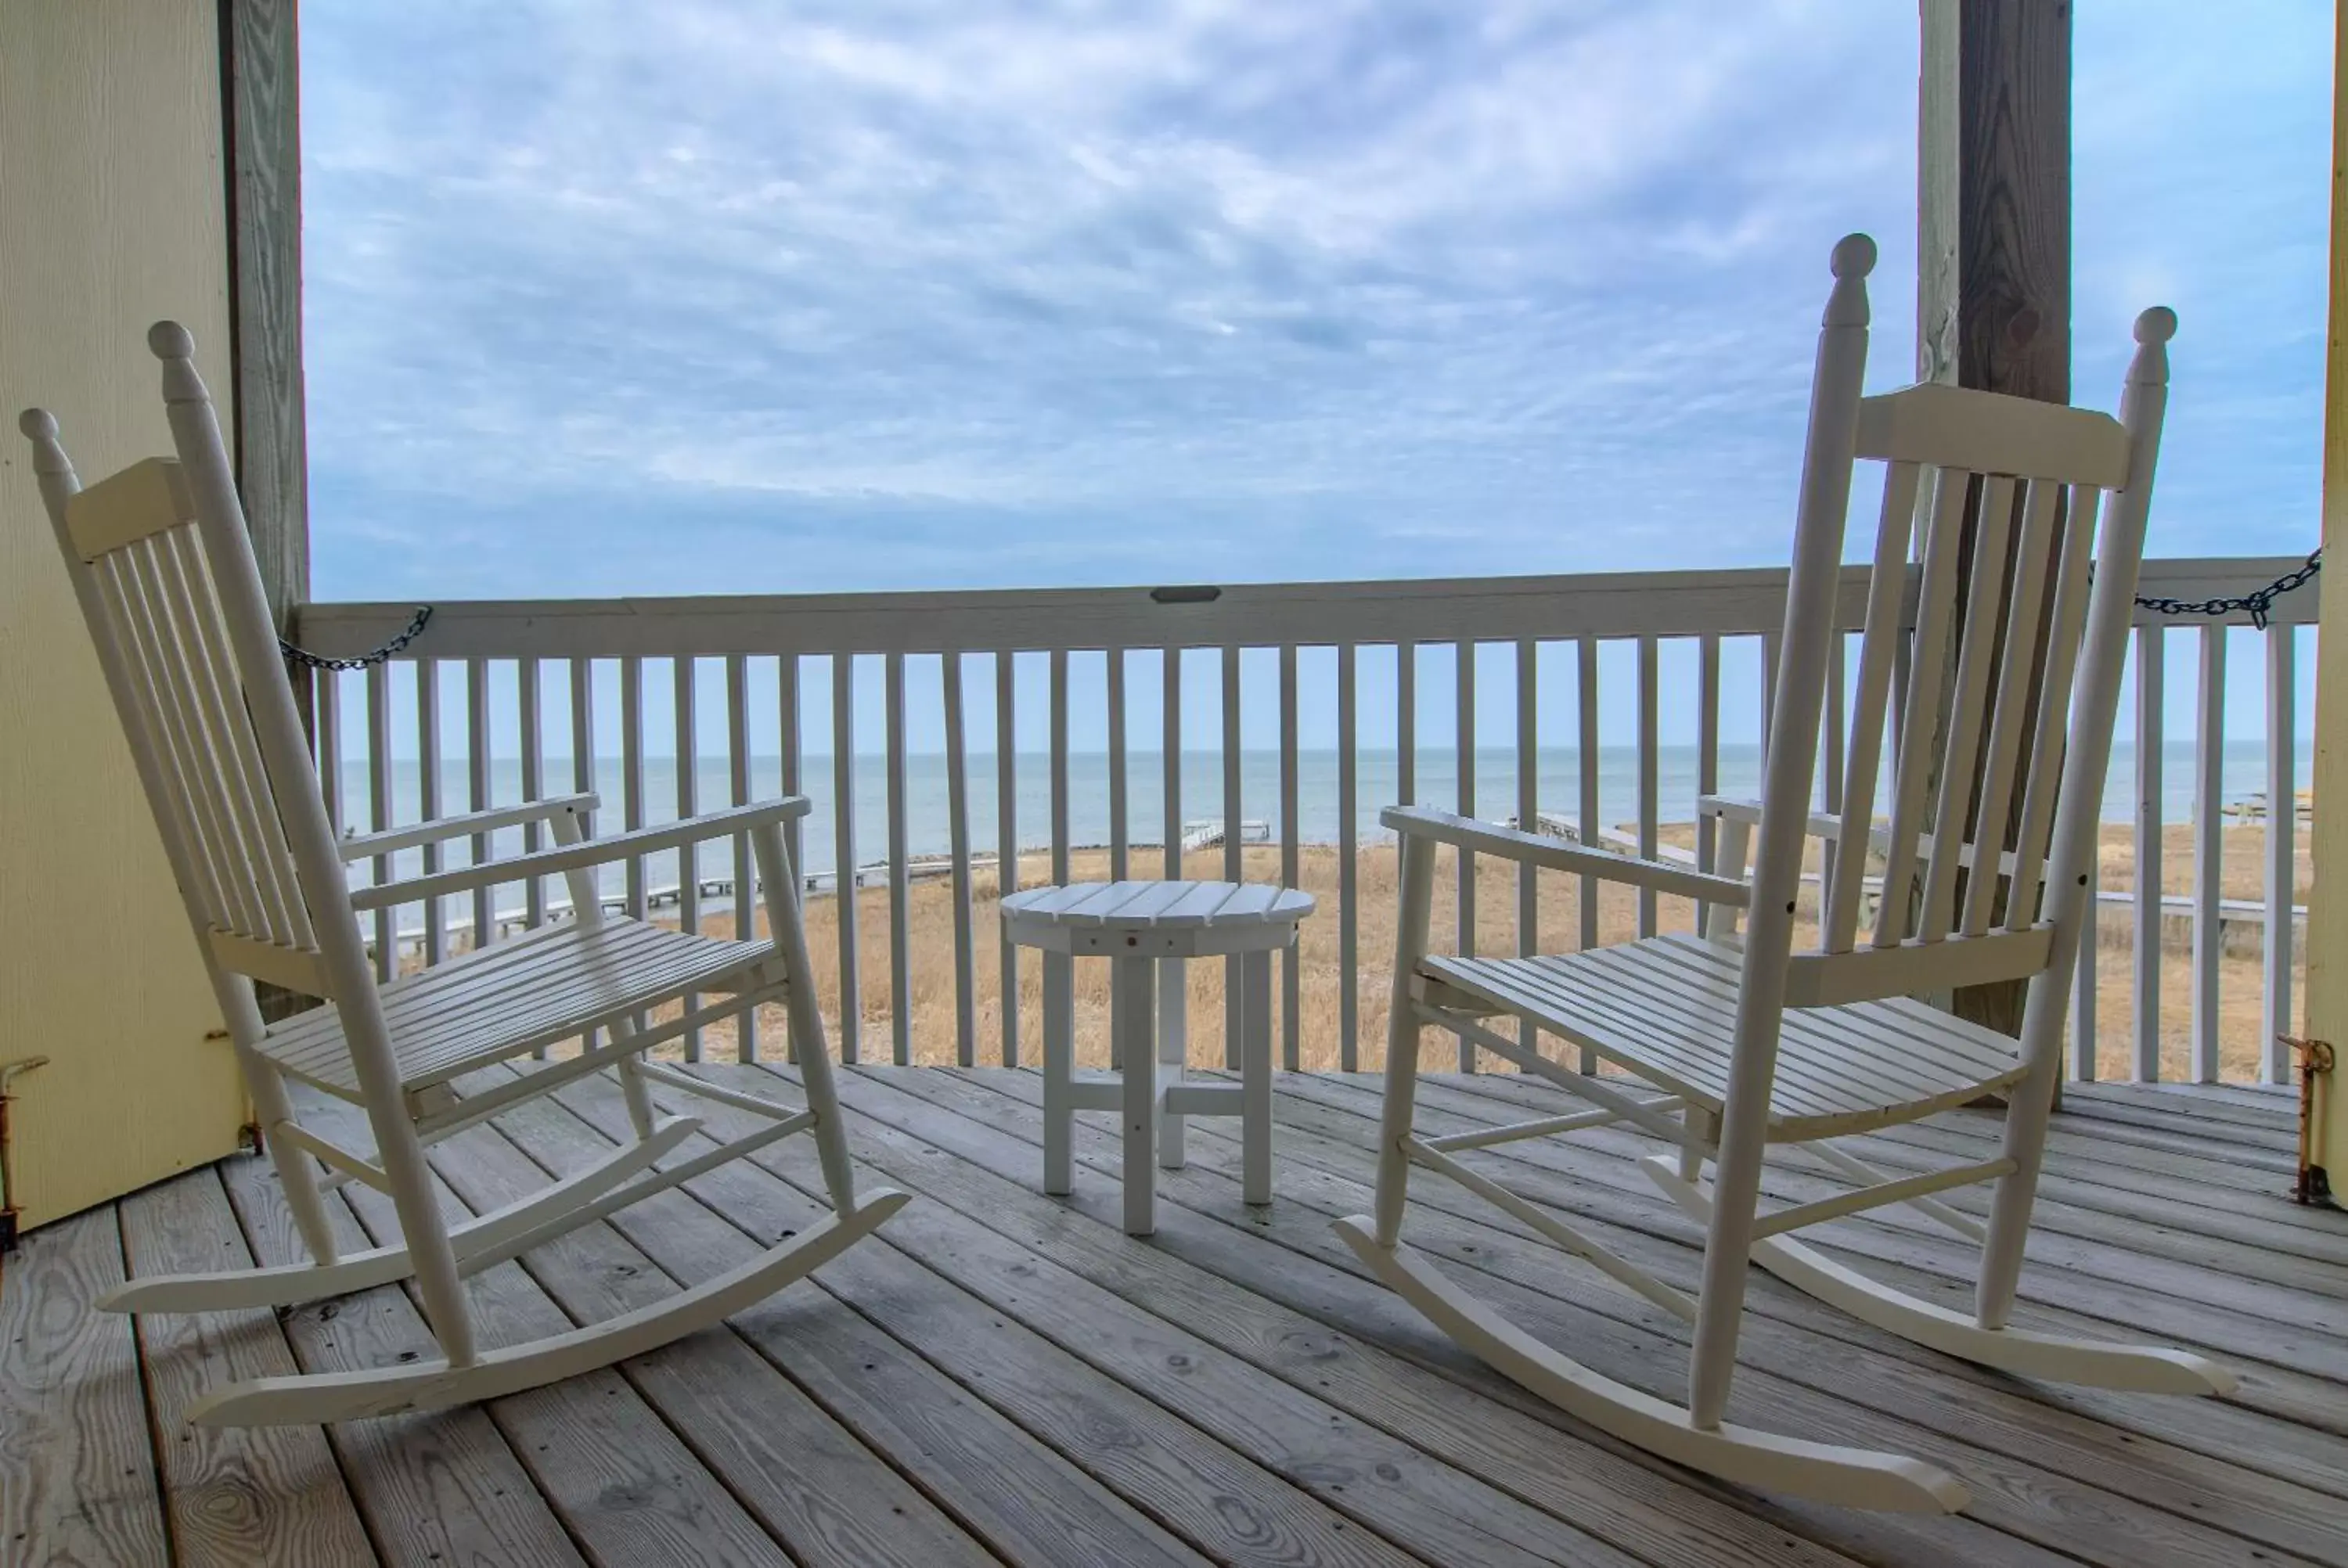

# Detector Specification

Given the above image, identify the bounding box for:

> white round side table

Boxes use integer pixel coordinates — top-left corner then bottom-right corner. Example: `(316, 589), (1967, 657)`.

(999, 880), (1316, 1235)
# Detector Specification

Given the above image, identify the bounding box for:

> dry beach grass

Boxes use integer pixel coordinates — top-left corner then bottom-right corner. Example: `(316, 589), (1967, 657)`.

(627, 820), (2310, 1086)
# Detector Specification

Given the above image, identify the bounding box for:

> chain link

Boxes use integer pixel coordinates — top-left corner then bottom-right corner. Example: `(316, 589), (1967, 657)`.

(279, 606), (434, 672)
(2134, 549), (2320, 631)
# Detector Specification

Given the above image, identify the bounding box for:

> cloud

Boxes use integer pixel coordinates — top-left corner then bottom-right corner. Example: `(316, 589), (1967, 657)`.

(297, 1), (2324, 602)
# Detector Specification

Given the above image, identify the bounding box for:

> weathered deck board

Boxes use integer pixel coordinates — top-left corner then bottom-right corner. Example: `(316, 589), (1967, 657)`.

(9, 1066), (2345, 1567)
(0, 1207), (171, 1568)
(913, 1065), (2335, 1568)
(116, 1171), (375, 1568)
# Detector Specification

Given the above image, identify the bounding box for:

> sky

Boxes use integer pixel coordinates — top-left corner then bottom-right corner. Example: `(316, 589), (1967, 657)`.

(296, 2), (2333, 755)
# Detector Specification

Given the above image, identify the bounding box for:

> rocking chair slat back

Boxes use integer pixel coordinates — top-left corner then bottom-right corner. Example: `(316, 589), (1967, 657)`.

(64, 462), (325, 969)
(1782, 314), (2170, 1006)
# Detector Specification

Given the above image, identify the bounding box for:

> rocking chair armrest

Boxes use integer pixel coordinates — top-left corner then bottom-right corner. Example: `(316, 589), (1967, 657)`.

(350, 797), (813, 911)
(1696, 796), (2022, 876)
(337, 793), (600, 862)
(1381, 805), (1750, 906)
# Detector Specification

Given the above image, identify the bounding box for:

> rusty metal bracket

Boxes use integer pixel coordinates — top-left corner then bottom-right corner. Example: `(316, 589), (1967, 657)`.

(2282, 1036), (2335, 1207)
(0, 1056), (52, 1253)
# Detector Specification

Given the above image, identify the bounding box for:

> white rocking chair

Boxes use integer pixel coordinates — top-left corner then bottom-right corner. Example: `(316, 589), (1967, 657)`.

(17, 324), (906, 1427)
(1341, 236), (2233, 1513)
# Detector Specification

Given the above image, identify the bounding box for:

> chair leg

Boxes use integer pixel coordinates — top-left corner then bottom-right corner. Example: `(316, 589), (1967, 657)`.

(1115, 955), (1158, 1235)
(218, 976), (340, 1268)
(1975, 973), (2066, 1329)
(1374, 835), (1438, 1249)
(614, 1041), (658, 1142)
(1043, 951), (1075, 1196)
(1686, 1051), (1777, 1430)
(753, 822), (859, 1214)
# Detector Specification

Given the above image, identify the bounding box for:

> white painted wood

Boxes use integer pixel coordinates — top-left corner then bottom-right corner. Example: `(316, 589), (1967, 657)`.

(1345, 257), (2220, 1510)
(295, 551), (2314, 662)
(831, 653), (859, 1064)
(726, 653), (757, 1061)
(942, 652), (976, 1066)
(2007, 486), (2103, 933)
(1513, 639), (1539, 1066)
(1007, 880), (1310, 1228)
(674, 656), (702, 1060)
(1223, 644), (1244, 1070)
(466, 659), (494, 956)
(517, 660), (546, 939)
(621, 656), (647, 926)
(1330, 1221), (1968, 1513)
(1338, 642), (1359, 1070)
(1637, 635), (1659, 938)
(2134, 627), (2165, 1081)
(1281, 642), (1302, 1070)
(886, 649), (913, 1065)
(1854, 379), (2131, 488)
(1695, 633), (1720, 937)
(1158, 647), (1184, 1074)
(1048, 648), (1073, 1069)
(2192, 626), (2226, 1083)
(1107, 646), (1129, 880)
(2265, 628), (2298, 1082)
(994, 649), (1018, 1066)
(416, 657), (445, 966)
(1455, 640), (1476, 998)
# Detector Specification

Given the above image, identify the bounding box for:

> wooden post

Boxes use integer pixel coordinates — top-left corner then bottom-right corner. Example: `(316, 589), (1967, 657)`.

(2304, 1), (2348, 1196)
(221, 0), (312, 1024)
(219, 0), (308, 631)
(1918, 0), (2071, 1037)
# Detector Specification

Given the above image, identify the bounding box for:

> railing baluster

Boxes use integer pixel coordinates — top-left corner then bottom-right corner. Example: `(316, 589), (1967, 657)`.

(675, 656), (701, 1061)
(1761, 631), (1781, 746)
(1637, 633), (1659, 937)
(778, 654), (803, 1063)
(1576, 637), (1600, 1074)
(1819, 631), (1846, 919)
(569, 658), (597, 966)
(518, 658), (546, 933)
(1224, 644), (1244, 1070)
(1338, 641), (1359, 1072)
(1695, 632), (1720, 933)
(1280, 642), (1301, 1072)
(366, 662), (393, 982)
(2073, 852), (2098, 1081)
(2191, 626), (2225, 1083)
(944, 653), (976, 1066)
(2133, 628), (2163, 1081)
(621, 656), (646, 924)
(1455, 639), (1476, 1069)
(1514, 638), (1537, 1064)
(727, 653), (756, 1061)
(416, 657), (445, 968)
(1049, 648), (1073, 1070)
(2264, 628), (2297, 1083)
(317, 669), (342, 834)
(1107, 648), (1129, 881)
(466, 659), (494, 954)
(832, 653), (859, 1064)
(885, 649), (913, 1065)
(996, 650), (1019, 1066)
(1161, 646), (1184, 1072)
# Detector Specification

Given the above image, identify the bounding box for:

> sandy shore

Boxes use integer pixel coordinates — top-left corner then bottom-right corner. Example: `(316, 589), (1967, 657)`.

(628, 820), (2308, 1086)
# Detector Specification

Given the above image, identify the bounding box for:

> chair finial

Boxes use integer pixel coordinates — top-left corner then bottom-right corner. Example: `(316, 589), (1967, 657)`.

(148, 321), (211, 404)
(2127, 306), (2176, 389)
(16, 408), (72, 477)
(148, 320), (197, 359)
(1823, 233), (1875, 327)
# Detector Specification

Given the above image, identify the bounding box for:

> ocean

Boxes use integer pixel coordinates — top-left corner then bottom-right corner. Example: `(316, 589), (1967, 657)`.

(337, 742), (2305, 896)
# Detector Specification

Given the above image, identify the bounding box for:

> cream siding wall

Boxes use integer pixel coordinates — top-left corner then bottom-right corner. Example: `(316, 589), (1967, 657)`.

(1, 0), (250, 1226)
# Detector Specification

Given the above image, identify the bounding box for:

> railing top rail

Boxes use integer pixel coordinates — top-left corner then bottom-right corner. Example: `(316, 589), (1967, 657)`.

(291, 556), (2315, 661)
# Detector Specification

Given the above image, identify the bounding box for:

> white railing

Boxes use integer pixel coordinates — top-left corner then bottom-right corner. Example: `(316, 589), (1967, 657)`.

(292, 556), (2317, 1086)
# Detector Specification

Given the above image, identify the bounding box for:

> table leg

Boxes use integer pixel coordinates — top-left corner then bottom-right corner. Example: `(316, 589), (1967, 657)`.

(1116, 955), (1158, 1235)
(1243, 948), (1273, 1205)
(1042, 949), (1073, 1196)
(1160, 957), (1187, 1170)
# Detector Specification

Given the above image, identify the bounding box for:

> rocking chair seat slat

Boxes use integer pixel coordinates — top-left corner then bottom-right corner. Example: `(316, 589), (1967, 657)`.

(261, 916), (776, 1100)
(1424, 933), (2027, 1141)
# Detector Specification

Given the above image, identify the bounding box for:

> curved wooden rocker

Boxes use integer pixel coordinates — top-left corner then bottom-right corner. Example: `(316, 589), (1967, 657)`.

(1344, 236), (2232, 1515)
(18, 327), (904, 1428)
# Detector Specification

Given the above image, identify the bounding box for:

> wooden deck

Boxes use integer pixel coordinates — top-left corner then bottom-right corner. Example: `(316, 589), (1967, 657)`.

(5, 1064), (2343, 1567)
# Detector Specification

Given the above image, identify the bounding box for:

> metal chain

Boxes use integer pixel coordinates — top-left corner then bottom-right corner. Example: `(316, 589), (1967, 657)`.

(2134, 549), (2320, 631)
(279, 606), (434, 672)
